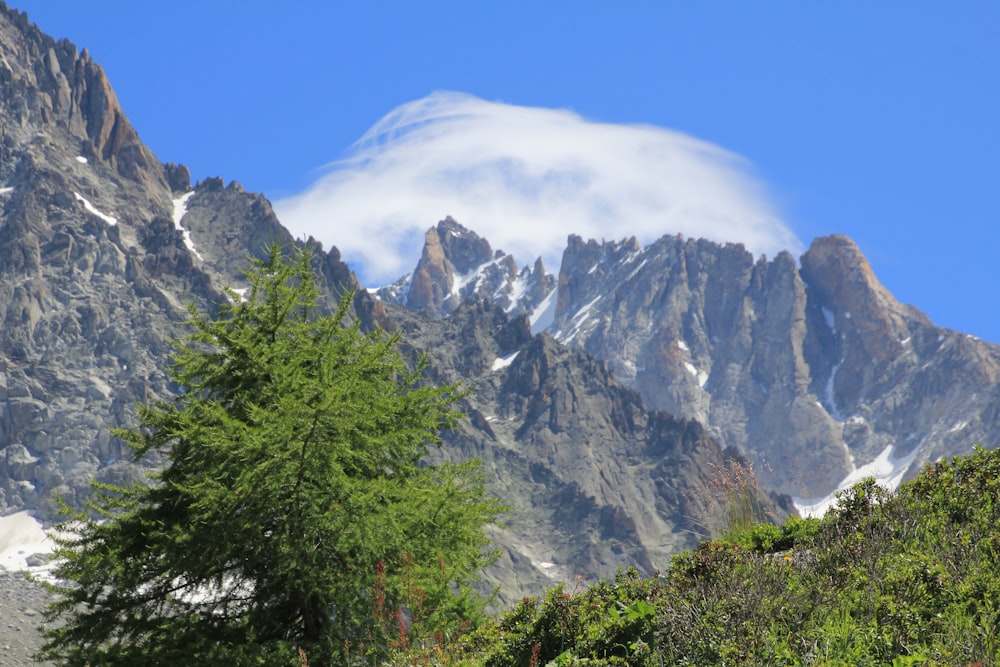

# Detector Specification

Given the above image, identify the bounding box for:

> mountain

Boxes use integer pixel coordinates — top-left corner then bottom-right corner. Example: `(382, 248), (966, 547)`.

(386, 222), (1000, 515)
(0, 3), (370, 520)
(547, 233), (1000, 510)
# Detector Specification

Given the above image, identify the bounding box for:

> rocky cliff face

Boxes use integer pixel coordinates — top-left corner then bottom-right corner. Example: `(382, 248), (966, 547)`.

(0, 4), (364, 519)
(0, 4), (161, 195)
(389, 300), (789, 602)
(545, 233), (1000, 504)
(0, 4), (179, 516)
(540, 234), (843, 494)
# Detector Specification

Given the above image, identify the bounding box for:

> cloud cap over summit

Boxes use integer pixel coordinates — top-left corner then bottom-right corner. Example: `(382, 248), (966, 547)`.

(275, 92), (801, 286)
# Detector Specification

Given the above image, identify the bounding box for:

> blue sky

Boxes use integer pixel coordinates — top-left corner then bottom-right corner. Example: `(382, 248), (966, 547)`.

(12, 1), (1000, 343)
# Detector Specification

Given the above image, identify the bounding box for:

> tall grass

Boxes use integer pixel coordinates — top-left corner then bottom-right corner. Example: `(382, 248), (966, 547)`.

(683, 457), (774, 542)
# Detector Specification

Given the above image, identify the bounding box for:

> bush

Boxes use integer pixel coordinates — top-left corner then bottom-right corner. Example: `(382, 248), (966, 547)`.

(400, 445), (1000, 666)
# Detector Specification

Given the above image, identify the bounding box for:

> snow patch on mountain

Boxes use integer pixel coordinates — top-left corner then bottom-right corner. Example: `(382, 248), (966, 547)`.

(556, 295), (602, 344)
(821, 307), (836, 334)
(793, 443), (921, 517)
(684, 362), (709, 388)
(372, 272), (412, 303)
(506, 268), (531, 304)
(625, 258), (648, 281)
(451, 260), (489, 297)
(824, 359), (844, 421)
(492, 351), (520, 371)
(74, 192), (117, 226)
(531, 289), (558, 333)
(0, 511), (56, 580)
(171, 192), (203, 260)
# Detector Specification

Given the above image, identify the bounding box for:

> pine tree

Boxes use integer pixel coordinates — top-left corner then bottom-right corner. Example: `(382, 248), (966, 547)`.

(39, 246), (504, 666)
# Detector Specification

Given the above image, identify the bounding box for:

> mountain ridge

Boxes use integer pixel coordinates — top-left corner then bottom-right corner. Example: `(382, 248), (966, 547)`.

(0, 2), (374, 521)
(381, 220), (1000, 511)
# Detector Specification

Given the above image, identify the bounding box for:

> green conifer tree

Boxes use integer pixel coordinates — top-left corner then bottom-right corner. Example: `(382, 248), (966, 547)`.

(39, 246), (504, 666)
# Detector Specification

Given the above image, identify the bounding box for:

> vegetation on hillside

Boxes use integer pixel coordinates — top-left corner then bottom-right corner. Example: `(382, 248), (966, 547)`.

(39, 247), (504, 666)
(391, 446), (1000, 666)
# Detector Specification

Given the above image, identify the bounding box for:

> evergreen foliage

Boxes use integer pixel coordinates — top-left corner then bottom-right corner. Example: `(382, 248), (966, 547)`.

(38, 246), (504, 666)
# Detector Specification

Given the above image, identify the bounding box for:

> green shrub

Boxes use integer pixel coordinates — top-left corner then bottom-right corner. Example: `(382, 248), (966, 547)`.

(393, 445), (1000, 666)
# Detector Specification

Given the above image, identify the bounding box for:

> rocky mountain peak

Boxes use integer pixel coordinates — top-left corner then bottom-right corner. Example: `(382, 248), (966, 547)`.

(555, 234), (642, 320)
(401, 217), (489, 315)
(0, 7), (369, 520)
(542, 228), (1000, 510)
(435, 215), (495, 274)
(0, 3), (162, 195)
(801, 234), (916, 355)
(799, 234), (927, 419)
(375, 217), (556, 321)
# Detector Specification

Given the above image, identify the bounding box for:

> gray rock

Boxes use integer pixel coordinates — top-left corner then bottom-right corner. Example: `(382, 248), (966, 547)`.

(539, 232), (1000, 499)
(391, 300), (790, 605)
(0, 570), (54, 665)
(387, 219), (1000, 505)
(376, 217), (556, 319)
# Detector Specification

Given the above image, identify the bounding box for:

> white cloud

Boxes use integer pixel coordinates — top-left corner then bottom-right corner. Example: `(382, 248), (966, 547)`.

(274, 91), (801, 286)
